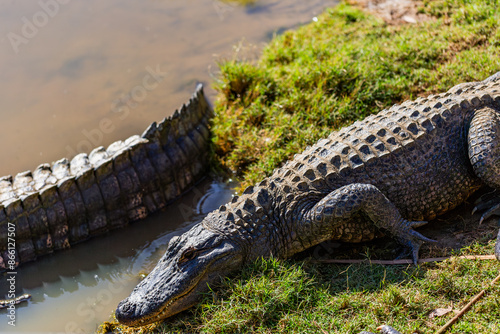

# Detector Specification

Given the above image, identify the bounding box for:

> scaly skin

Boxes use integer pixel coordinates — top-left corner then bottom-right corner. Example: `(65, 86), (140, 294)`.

(116, 72), (500, 327)
(0, 85), (213, 270)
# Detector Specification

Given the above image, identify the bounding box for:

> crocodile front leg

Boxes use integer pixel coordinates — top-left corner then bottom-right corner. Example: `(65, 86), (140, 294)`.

(468, 105), (500, 259)
(303, 183), (435, 264)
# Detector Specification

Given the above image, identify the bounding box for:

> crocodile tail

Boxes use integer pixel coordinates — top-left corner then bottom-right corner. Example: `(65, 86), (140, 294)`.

(0, 85), (213, 270)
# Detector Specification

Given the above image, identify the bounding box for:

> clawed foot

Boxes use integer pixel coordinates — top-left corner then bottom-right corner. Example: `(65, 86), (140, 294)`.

(473, 190), (500, 261)
(395, 220), (436, 265)
(472, 189), (500, 224)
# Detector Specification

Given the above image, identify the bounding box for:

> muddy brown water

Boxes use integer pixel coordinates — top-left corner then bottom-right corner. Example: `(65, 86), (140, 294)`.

(0, 0), (337, 332)
(0, 178), (236, 333)
(0, 0), (336, 178)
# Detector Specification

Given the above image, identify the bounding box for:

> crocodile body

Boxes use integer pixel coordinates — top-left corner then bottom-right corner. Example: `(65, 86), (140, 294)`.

(116, 73), (500, 327)
(0, 85), (212, 270)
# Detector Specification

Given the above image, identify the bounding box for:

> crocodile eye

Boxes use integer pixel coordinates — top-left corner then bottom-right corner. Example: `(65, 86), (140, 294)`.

(178, 247), (198, 264)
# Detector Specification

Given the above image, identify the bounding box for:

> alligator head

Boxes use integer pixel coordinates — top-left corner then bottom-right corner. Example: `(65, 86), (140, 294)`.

(115, 222), (245, 327)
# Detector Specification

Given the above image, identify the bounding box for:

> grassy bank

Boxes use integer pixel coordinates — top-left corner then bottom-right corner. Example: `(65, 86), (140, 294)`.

(103, 242), (500, 333)
(101, 0), (500, 333)
(212, 0), (500, 190)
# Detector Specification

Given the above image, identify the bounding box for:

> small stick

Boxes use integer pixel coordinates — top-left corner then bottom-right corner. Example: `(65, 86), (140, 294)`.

(435, 272), (500, 334)
(313, 254), (495, 265)
(318, 254), (499, 333)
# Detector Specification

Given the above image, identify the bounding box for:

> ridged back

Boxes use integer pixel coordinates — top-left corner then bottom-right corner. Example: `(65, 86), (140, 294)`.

(204, 78), (500, 252)
(275, 82), (499, 217)
(0, 85), (213, 269)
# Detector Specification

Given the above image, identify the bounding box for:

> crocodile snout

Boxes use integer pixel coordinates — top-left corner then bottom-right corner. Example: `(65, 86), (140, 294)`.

(115, 298), (140, 327)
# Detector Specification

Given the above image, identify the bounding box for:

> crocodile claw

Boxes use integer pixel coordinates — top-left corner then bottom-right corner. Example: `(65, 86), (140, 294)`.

(396, 221), (436, 265)
(474, 189), (499, 206)
(472, 189), (500, 222)
(479, 202), (500, 224)
(474, 191), (500, 261)
(408, 220), (428, 228)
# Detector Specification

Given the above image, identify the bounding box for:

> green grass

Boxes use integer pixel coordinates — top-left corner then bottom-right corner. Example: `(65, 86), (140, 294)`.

(99, 1), (500, 333)
(211, 0), (500, 190)
(102, 241), (500, 333)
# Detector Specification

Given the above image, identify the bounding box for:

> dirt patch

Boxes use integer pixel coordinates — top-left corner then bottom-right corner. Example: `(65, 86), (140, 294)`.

(417, 190), (498, 259)
(348, 0), (432, 25)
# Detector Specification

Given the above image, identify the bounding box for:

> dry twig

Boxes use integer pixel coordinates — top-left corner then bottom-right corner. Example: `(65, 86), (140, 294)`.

(313, 254), (496, 265)
(435, 272), (500, 334)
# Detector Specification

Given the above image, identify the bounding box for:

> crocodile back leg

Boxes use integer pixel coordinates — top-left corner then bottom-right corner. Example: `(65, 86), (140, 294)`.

(468, 105), (500, 259)
(468, 106), (500, 189)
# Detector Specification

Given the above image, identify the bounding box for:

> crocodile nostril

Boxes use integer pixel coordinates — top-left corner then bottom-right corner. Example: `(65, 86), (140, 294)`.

(115, 298), (138, 324)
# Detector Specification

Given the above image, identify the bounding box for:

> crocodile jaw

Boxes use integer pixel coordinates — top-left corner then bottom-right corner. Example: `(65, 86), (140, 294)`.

(115, 224), (243, 327)
(115, 272), (203, 326)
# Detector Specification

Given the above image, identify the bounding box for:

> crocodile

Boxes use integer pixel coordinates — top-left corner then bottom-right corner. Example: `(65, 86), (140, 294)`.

(115, 72), (500, 327)
(0, 84), (212, 270)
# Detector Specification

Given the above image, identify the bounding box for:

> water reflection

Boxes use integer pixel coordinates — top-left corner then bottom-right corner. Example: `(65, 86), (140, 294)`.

(0, 179), (235, 332)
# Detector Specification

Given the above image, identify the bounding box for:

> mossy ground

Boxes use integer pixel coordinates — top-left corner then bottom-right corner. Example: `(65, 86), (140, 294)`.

(99, 1), (500, 333)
